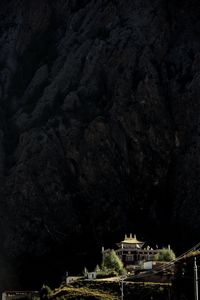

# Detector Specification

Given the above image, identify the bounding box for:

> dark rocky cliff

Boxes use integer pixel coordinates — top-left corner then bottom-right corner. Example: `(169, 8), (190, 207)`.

(0, 0), (199, 289)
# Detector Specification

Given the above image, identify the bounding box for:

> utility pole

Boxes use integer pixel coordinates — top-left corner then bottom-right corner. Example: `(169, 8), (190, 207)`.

(120, 275), (126, 300)
(65, 271), (68, 284)
(102, 246), (105, 265)
(168, 285), (171, 300)
(194, 257), (199, 300)
(120, 276), (125, 300)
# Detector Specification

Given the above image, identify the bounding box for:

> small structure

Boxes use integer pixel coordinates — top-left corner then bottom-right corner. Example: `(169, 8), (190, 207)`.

(2, 291), (39, 300)
(66, 276), (82, 285)
(87, 272), (97, 280)
(143, 261), (153, 270)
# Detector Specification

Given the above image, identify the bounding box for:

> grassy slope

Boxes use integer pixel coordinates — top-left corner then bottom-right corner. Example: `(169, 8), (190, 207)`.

(51, 285), (118, 300)
(49, 279), (171, 300)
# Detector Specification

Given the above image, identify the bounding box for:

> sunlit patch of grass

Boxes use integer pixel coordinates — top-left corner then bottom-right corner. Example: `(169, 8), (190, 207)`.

(51, 286), (118, 300)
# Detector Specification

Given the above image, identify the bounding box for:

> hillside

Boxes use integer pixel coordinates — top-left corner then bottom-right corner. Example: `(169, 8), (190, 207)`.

(0, 0), (199, 289)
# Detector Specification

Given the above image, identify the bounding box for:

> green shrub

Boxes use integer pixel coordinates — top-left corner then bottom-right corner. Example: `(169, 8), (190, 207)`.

(96, 269), (118, 279)
(102, 250), (125, 275)
(94, 264), (101, 273)
(40, 285), (52, 300)
(154, 248), (176, 262)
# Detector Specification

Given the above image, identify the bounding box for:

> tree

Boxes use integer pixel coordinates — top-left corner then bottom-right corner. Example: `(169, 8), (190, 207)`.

(40, 285), (52, 300)
(154, 248), (176, 262)
(102, 250), (125, 274)
(83, 267), (88, 277)
(95, 264), (101, 272)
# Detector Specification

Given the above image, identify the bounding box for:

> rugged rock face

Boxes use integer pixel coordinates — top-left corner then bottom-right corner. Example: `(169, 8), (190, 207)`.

(0, 0), (199, 289)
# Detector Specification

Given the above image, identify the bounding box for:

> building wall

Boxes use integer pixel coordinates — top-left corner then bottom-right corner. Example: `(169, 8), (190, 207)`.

(87, 272), (97, 280)
(116, 247), (159, 266)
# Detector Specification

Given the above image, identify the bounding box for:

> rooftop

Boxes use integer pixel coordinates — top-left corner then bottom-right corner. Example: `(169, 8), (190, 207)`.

(120, 233), (144, 244)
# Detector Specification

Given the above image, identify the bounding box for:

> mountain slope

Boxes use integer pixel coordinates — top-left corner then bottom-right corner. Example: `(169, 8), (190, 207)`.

(0, 0), (199, 288)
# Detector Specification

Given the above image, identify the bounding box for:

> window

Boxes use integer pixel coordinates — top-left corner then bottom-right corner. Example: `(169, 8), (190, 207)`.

(126, 255), (133, 261)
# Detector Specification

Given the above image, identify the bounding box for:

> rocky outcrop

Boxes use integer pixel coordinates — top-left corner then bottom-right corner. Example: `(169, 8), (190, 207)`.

(0, 0), (199, 288)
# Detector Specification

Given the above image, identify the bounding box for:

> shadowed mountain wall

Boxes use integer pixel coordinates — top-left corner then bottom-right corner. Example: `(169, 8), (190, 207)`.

(0, 0), (199, 289)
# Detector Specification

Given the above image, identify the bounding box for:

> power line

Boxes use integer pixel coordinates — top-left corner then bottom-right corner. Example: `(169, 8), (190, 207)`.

(129, 242), (200, 281)
(121, 243), (199, 300)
